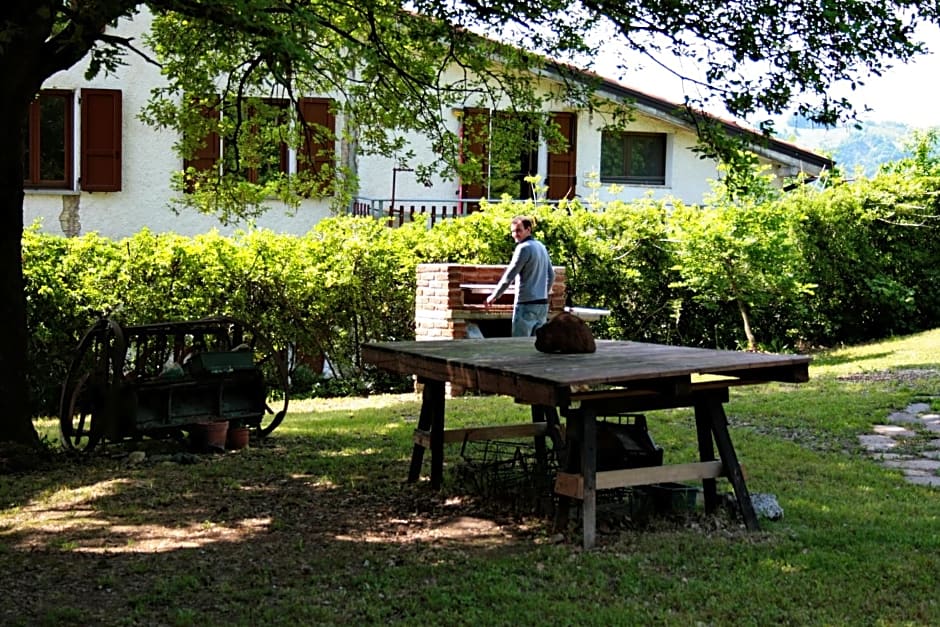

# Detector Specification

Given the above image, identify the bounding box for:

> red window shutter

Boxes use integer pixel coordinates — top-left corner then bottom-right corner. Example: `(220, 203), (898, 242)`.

(298, 98), (335, 192)
(80, 89), (122, 192)
(547, 112), (577, 200)
(185, 104), (221, 174)
(459, 108), (490, 206)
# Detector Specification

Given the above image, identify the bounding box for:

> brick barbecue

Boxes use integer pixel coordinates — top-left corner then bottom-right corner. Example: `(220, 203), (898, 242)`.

(414, 263), (566, 395)
(414, 263), (567, 342)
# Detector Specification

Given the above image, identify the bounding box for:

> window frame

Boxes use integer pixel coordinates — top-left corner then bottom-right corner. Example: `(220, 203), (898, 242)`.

(599, 130), (667, 186)
(23, 89), (74, 190)
(459, 109), (576, 203)
(185, 96), (336, 195)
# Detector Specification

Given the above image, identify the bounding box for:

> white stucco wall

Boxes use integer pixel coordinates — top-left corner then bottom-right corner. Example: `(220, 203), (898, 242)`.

(24, 11), (822, 240)
(24, 14), (334, 239)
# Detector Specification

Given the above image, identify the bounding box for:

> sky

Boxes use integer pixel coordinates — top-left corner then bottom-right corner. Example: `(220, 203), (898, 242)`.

(838, 33), (940, 128)
(593, 24), (940, 130)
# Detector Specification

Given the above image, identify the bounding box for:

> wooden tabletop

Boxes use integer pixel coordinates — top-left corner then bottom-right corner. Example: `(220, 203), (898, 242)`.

(362, 337), (811, 406)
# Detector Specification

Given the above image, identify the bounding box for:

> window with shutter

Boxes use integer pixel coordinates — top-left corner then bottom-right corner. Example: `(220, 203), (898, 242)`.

(80, 88), (122, 192)
(488, 111), (538, 200)
(460, 108), (556, 204)
(184, 96), (335, 195)
(244, 99), (289, 184)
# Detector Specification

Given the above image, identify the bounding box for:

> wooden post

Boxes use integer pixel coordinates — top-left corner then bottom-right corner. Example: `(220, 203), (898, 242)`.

(407, 379), (433, 483)
(408, 377), (445, 485)
(694, 400), (719, 514)
(428, 379), (445, 489)
(703, 394), (760, 531)
(579, 408), (598, 550)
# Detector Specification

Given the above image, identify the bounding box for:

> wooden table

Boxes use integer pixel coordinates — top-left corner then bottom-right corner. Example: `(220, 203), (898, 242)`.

(361, 337), (810, 548)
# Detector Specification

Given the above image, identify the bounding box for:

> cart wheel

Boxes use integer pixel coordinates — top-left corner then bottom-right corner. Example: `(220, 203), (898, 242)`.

(239, 323), (290, 439)
(60, 372), (103, 451)
(59, 318), (126, 452)
(258, 405), (287, 438)
(255, 349), (290, 438)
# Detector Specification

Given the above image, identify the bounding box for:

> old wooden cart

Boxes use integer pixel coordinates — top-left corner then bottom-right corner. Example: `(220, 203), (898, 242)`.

(59, 316), (289, 451)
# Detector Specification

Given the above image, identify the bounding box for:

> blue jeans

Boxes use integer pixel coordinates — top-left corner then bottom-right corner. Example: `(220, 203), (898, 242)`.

(512, 302), (549, 337)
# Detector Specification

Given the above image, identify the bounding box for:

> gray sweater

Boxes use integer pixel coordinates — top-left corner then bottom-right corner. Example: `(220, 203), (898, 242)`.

(491, 236), (555, 303)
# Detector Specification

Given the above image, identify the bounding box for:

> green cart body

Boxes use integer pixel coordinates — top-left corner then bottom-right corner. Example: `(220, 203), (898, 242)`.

(59, 317), (289, 451)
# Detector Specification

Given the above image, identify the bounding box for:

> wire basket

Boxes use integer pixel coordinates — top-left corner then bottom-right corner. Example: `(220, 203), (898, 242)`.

(455, 438), (559, 507)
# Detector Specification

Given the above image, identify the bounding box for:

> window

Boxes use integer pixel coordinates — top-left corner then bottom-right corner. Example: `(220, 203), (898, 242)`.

(238, 99), (289, 185)
(185, 97), (336, 195)
(460, 109), (577, 204)
(23, 88), (122, 191)
(600, 131), (666, 185)
(23, 90), (73, 189)
(460, 109), (537, 202)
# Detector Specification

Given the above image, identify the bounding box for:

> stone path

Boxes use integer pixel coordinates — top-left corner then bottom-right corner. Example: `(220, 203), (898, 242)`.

(858, 401), (940, 487)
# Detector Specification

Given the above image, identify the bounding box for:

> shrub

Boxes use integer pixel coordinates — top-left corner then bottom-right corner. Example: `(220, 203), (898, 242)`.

(24, 147), (940, 415)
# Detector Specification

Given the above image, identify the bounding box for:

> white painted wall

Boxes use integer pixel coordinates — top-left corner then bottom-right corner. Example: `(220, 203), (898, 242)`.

(24, 14), (334, 239)
(24, 11), (822, 239)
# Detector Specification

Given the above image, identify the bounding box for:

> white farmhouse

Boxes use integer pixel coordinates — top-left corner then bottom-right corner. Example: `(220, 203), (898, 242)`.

(23, 11), (833, 239)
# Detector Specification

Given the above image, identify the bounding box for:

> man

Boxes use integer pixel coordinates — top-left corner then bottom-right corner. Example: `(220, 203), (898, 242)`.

(485, 215), (555, 337)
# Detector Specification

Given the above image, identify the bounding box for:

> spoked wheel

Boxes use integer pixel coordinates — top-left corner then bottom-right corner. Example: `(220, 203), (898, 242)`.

(61, 372), (102, 452)
(59, 318), (126, 452)
(234, 321), (290, 439)
(253, 343), (290, 438)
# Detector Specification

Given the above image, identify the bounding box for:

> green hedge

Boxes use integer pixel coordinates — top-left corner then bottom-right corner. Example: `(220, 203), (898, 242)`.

(23, 161), (940, 416)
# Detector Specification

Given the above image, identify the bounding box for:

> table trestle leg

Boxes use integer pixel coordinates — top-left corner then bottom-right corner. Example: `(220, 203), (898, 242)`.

(694, 402), (720, 514)
(409, 378), (446, 488)
(697, 394), (759, 531)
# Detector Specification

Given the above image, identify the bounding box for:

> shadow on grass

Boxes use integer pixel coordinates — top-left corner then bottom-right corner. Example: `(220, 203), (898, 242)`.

(5, 390), (940, 625)
(1, 426), (552, 624)
(810, 350), (894, 367)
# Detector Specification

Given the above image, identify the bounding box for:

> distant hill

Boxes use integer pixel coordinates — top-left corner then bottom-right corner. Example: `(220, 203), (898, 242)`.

(779, 117), (916, 178)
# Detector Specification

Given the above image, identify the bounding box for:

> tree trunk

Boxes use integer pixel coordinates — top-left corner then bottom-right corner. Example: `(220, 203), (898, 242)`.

(0, 92), (39, 445)
(0, 4), (53, 445)
(736, 298), (757, 352)
(0, 1), (140, 445)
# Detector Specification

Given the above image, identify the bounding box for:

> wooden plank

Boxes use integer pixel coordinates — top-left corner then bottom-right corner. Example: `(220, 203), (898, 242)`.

(414, 429), (431, 449)
(570, 377), (692, 402)
(362, 338), (812, 396)
(414, 422), (548, 447)
(554, 471), (583, 499)
(598, 460), (725, 489)
(554, 460), (726, 499)
(571, 387), (729, 416)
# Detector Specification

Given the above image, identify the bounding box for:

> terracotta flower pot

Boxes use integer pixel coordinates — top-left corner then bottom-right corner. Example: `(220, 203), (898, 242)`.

(226, 425), (250, 450)
(190, 421), (229, 452)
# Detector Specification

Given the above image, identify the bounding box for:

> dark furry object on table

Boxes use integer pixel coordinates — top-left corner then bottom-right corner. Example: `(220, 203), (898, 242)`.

(534, 311), (596, 354)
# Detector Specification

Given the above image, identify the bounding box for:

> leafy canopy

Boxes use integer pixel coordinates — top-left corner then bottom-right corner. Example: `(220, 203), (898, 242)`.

(0, 0), (937, 442)
(123, 0), (939, 218)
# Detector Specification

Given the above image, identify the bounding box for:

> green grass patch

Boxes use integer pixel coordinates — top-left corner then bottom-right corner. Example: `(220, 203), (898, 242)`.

(4, 332), (940, 625)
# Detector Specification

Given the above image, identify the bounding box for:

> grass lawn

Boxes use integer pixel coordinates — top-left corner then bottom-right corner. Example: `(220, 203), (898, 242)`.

(3, 330), (940, 625)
